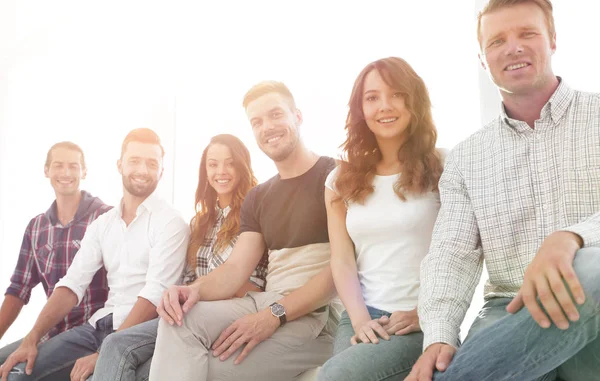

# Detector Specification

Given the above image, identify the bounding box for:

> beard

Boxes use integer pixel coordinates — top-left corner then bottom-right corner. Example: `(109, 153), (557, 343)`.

(261, 132), (299, 162)
(122, 174), (158, 198)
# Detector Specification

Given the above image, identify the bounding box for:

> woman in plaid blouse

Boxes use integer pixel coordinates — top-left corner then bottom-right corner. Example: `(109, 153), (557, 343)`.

(92, 133), (267, 381)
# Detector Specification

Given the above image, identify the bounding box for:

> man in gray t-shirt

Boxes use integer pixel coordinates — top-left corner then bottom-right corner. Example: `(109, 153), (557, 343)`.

(150, 81), (337, 381)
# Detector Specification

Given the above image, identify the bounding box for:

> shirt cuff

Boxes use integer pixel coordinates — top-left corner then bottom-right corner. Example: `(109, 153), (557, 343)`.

(55, 278), (85, 305)
(138, 281), (165, 307)
(5, 285), (32, 304)
(249, 276), (265, 290)
(562, 223), (600, 248)
(422, 320), (461, 351)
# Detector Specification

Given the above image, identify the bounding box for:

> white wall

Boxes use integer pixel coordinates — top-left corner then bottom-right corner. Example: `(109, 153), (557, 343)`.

(2, 0), (598, 349)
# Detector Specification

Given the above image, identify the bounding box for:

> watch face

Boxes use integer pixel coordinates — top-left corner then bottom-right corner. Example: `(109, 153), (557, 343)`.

(271, 303), (285, 317)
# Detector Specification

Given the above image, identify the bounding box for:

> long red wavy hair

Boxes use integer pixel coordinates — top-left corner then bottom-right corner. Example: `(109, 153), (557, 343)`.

(187, 134), (257, 270)
(335, 57), (443, 204)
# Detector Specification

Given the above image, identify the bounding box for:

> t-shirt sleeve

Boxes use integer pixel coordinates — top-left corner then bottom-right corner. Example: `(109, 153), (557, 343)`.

(239, 187), (261, 234)
(324, 165), (340, 194)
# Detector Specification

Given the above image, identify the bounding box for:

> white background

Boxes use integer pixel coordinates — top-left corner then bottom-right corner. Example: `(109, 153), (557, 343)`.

(1, 0), (599, 348)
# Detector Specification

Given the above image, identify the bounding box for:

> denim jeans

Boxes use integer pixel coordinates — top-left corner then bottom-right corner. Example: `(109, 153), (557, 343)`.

(91, 318), (157, 381)
(0, 339), (23, 367)
(434, 247), (600, 381)
(4, 314), (113, 381)
(318, 305), (423, 381)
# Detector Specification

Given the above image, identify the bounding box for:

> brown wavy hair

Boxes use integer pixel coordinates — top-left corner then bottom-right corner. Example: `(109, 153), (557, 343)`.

(187, 134), (258, 270)
(334, 57), (443, 204)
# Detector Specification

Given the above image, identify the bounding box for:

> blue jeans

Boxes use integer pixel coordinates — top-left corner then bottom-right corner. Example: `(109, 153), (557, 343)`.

(3, 314), (113, 381)
(434, 247), (600, 381)
(91, 318), (157, 381)
(318, 306), (423, 381)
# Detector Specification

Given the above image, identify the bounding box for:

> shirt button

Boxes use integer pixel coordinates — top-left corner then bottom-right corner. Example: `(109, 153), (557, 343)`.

(542, 204), (549, 211)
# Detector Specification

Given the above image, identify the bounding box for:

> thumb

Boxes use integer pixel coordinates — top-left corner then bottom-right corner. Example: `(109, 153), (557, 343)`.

(506, 291), (524, 314)
(25, 353), (37, 375)
(182, 293), (197, 314)
(436, 346), (455, 372)
(378, 315), (390, 324)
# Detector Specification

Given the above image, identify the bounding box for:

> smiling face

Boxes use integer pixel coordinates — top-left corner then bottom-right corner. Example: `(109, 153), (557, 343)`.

(246, 92), (302, 162)
(479, 2), (556, 96)
(44, 147), (86, 197)
(118, 141), (163, 199)
(205, 143), (239, 203)
(361, 69), (412, 146)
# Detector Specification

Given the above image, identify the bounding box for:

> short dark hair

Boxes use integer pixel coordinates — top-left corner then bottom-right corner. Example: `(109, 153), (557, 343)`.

(45, 141), (86, 169)
(120, 128), (165, 158)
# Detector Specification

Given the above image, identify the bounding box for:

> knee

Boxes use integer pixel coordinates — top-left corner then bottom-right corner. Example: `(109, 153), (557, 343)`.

(100, 331), (127, 356)
(317, 358), (345, 381)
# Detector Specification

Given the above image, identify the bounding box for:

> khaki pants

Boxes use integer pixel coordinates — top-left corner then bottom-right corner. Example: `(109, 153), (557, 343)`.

(149, 291), (333, 381)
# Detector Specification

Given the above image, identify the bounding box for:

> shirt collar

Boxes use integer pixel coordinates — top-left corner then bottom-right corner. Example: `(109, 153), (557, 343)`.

(116, 191), (162, 218)
(215, 204), (231, 220)
(500, 77), (574, 131)
(45, 190), (90, 226)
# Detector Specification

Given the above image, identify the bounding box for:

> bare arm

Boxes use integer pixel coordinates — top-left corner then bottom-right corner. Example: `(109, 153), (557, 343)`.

(191, 231), (266, 301)
(233, 282), (262, 299)
(277, 266), (336, 322)
(116, 297), (158, 331)
(0, 295), (25, 340)
(24, 287), (78, 343)
(324, 187), (370, 325)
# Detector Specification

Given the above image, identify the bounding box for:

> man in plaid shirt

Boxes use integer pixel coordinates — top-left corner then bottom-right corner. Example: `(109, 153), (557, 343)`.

(0, 142), (111, 362)
(408, 1), (600, 380)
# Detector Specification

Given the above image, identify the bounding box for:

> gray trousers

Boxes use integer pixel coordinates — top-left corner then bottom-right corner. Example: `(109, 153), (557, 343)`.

(149, 291), (333, 381)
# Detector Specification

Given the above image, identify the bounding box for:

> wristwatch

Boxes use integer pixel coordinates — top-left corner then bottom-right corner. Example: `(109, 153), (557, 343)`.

(269, 302), (287, 326)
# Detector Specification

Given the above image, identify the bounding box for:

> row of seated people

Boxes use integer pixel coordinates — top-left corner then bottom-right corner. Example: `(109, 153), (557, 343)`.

(1, 1), (600, 380)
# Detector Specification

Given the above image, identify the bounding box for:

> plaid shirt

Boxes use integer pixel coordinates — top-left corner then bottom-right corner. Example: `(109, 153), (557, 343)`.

(6, 191), (112, 341)
(183, 205), (268, 288)
(419, 80), (600, 349)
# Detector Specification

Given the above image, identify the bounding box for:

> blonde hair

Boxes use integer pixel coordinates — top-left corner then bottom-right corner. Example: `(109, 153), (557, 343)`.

(242, 80), (296, 110)
(477, 0), (555, 48)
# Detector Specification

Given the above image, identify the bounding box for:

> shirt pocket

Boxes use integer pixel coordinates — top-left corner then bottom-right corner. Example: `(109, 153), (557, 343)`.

(36, 240), (83, 288)
(564, 165), (600, 223)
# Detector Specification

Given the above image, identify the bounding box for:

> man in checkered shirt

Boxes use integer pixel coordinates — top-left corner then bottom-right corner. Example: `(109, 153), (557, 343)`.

(0, 142), (111, 361)
(408, 1), (600, 380)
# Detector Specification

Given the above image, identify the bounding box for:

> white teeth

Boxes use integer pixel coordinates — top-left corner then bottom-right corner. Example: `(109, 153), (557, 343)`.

(378, 117), (398, 123)
(506, 63), (529, 71)
(267, 136), (282, 143)
(216, 179), (230, 184)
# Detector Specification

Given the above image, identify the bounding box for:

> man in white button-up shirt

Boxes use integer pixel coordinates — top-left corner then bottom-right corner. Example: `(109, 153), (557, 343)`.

(0, 128), (189, 381)
(408, 1), (600, 381)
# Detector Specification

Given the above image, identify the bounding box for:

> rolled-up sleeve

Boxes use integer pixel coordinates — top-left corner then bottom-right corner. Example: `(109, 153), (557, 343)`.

(138, 214), (189, 306)
(562, 211), (600, 248)
(6, 220), (40, 303)
(55, 218), (104, 305)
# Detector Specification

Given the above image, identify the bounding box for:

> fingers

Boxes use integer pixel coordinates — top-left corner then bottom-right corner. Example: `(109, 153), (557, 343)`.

(167, 288), (184, 326)
(406, 346), (438, 381)
(216, 334), (246, 361)
(25, 352), (36, 375)
(212, 324), (239, 355)
(547, 268), (579, 324)
(350, 335), (358, 345)
(181, 291), (198, 314)
(234, 339), (259, 365)
(559, 262), (585, 306)
(395, 323), (421, 336)
(506, 291), (524, 314)
(520, 277), (552, 328)
(435, 345), (456, 372)
(370, 322), (390, 341)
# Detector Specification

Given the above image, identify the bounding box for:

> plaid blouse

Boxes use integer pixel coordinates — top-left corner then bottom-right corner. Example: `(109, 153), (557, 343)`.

(5, 191), (112, 341)
(183, 205), (267, 288)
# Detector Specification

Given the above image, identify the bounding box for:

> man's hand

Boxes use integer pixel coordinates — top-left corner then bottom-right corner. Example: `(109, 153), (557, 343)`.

(378, 308), (421, 336)
(507, 231), (584, 330)
(211, 308), (280, 365)
(70, 353), (98, 381)
(156, 285), (200, 326)
(350, 318), (390, 345)
(0, 337), (38, 381)
(406, 343), (456, 381)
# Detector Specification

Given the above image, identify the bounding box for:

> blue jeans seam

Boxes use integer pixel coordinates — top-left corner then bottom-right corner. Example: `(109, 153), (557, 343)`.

(114, 339), (156, 381)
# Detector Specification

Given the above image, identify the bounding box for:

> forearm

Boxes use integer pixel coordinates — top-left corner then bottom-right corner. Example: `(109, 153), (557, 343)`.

(26, 287), (77, 343)
(278, 266), (336, 322)
(0, 295), (25, 339)
(193, 262), (249, 301)
(331, 259), (370, 326)
(117, 297), (158, 331)
(233, 281), (262, 299)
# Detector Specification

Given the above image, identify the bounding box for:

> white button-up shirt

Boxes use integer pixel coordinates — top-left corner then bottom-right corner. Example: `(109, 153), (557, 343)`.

(420, 80), (600, 349)
(56, 192), (189, 329)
